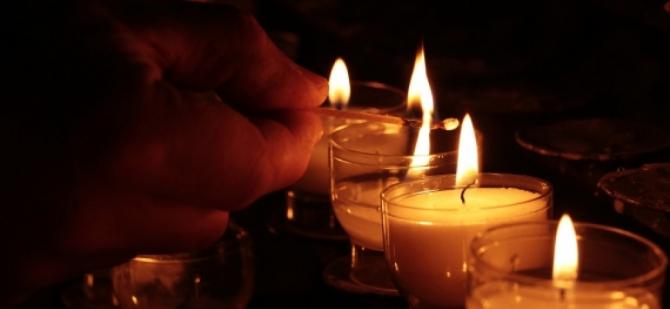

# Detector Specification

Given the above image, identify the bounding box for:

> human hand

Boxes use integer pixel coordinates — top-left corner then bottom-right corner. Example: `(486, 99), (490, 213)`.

(2, 0), (326, 302)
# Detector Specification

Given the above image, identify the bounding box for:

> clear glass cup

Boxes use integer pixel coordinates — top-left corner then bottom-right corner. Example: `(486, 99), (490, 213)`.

(327, 121), (459, 295)
(381, 173), (552, 308)
(467, 221), (667, 308)
(60, 269), (119, 309)
(285, 81), (406, 240)
(111, 222), (253, 309)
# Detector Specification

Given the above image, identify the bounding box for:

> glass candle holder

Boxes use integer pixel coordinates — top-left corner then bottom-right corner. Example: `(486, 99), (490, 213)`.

(111, 223), (253, 309)
(381, 173), (552, 308)
(515, 118), (670, 190)
(285, 81), (406, 240)
(598, 163), (670, 239)
(60, 269), (118, 309)
(467, 221), (667, 309)
(327, 121), (458, 295)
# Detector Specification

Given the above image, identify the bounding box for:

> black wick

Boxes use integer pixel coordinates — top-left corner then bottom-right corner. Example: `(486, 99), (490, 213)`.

(460, 181), (477, 204)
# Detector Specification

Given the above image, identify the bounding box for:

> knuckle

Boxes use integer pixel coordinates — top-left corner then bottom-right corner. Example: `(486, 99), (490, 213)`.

(226, 9), (268, 50)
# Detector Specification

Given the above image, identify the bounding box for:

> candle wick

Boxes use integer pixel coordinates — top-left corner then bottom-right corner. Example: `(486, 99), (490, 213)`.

(559, 288), (566, 302)
(402, 119), (422, 129)
(460, 181), (476, 205)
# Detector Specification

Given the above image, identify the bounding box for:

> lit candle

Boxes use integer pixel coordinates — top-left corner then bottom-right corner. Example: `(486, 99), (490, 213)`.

(381, 115), (553, 307)
(291, 58), (405, 196)
(466, 216), (666, 308)
(292, 58), (351, 196)
(327, 47), (459, 293)
(329, 120), (458, 292)
(286, 58), (405, 238)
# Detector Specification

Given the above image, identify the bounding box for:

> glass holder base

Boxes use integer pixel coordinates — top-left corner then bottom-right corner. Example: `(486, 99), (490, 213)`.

(322, 256), (399, 296)
(282, 190), (348, 241)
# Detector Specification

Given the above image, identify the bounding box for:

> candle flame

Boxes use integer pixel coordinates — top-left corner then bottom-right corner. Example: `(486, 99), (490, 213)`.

(408, 46), (435, 175)
(455, 114), (478, 186)
(407, 46), (434, 121)
(328, 57), (350, 108)
(553, 214), (579, 287)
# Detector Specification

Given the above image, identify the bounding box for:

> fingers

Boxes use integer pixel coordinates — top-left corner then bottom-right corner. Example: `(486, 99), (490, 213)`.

(251, 110), (324, 192)
(107, 84), (322, 209)
(60, 185), (229, 257)
(122, 2), (327, 112)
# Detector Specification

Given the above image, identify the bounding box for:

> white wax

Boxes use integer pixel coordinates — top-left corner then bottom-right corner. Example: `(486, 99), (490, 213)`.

(333, 178), (400, 251)
(293, 108), (404, 195)
(467, 282), (659, 309)
(292, 114), (342, 195)
(386, 187), (549, 307)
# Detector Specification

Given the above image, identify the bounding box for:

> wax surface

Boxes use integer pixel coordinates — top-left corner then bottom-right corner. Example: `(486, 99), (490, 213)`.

(467, 282), (659, 309)
(393, 187), (541, 220)
(293, 115), (341, 195)
(386, 187), (549, 307)
(294, 112), (409, 195)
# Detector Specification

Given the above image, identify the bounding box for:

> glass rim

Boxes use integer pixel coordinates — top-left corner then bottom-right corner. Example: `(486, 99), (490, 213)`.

(352, 80), (406, 97)
(132, 223), (249, 264)
(470, 220), (669, 289)
(321, 80), (406, 111)
(329, 122), (458, 164)
(381, 173), (553, 211)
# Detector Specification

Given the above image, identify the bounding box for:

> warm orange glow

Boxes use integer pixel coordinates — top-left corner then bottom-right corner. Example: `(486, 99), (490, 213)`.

(328, 57), (351, 108)
(553, 214), (579, 287)
(286, 203), (295, 221)
(408, 46), (435, 175)
(455, 114), (478, 186)
(85, 273), (94, 287)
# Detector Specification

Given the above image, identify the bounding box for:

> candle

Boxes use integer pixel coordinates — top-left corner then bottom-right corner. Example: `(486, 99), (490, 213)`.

(598, 163), (670, 239)
(291, 59), (405, 196)
(468, 282), (659, 308)
(516, 118), (670, 190)
(466, 217), (667, 308)
(381, 174), (551, 307)
(111, 223), (254, 309)
(329, 121), (457, 292)
(285, 58), (405, 239)
(380, 114), (553, 307)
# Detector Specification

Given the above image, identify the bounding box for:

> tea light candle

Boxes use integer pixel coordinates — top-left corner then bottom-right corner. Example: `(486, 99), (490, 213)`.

(381, 115), (553, 307)
(291, 59), (405, 196)
(285, 58), (406, 240)
(329, 122), (458, 295)
(466, 217), (667, 309)
(598, 163), (670, 239)
(469, 284), (659, 308)
(382, 174), (551, 307)
(112, 223), (254, 309)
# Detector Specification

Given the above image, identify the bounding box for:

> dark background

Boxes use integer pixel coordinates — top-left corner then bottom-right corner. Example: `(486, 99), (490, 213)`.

(17, 0), (670, 308)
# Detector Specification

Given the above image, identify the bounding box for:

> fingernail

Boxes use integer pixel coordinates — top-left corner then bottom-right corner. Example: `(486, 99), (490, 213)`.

(299, 66), (328, 90)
